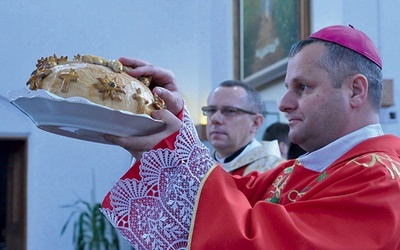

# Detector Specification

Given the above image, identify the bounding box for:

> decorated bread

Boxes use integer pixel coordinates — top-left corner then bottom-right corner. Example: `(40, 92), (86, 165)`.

(26, 54), (165, 115)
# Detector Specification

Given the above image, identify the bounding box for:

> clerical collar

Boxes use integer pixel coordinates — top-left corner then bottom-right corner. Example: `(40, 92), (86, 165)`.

(298, 124), (383, 172)
(214, 141), (252, 163)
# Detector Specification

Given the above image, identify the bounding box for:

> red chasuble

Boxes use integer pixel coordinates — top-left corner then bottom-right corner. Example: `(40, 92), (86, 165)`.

(102, 110), (400, 250)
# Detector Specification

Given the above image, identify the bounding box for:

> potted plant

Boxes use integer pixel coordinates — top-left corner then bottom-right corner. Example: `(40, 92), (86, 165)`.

(61, 172), (120, 250)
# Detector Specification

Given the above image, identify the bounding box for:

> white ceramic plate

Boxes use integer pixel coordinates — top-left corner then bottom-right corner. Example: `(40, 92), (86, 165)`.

(9, 89), (166, 144)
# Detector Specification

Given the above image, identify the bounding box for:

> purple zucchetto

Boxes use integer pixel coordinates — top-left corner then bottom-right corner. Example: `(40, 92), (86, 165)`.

(309, 25), (382, 69)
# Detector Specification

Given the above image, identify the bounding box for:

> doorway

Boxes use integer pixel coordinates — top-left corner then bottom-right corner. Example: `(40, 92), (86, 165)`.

(0, 138), (27, 250)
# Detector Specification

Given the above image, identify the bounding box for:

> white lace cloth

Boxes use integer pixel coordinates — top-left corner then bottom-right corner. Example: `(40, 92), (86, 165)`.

(101, 108), (215, 249)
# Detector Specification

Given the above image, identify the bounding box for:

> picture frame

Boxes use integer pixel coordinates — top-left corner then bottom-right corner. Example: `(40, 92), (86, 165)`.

(233, 0), (310, 88)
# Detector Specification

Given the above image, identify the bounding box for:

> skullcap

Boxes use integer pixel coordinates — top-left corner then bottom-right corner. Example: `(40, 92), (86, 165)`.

(309, 25), (382, 69)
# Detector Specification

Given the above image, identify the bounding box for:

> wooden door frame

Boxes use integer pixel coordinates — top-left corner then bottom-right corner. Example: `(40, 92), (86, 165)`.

(1, 137), (27, 250)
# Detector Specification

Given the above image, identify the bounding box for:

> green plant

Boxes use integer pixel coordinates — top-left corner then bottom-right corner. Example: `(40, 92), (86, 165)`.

(61, 173), (120, 250)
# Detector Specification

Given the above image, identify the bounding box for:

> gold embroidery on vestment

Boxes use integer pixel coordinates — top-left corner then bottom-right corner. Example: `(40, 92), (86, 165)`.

(347, 153), (400, 179)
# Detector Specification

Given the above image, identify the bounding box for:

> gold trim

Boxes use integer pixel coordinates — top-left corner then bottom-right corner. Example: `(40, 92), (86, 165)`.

(187, 163), (219, 248)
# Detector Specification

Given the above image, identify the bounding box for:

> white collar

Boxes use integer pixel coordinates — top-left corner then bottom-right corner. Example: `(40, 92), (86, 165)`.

(298, 124), (384, 172)
(216, 139), (260, 169)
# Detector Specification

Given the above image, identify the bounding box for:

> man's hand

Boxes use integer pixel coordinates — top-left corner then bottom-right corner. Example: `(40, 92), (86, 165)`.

(104, 57), (185, 159)
(119, 57), (184, 115)
(105, 109), (182, 159)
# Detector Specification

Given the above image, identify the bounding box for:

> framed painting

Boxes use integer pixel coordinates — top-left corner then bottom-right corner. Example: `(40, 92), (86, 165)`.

(234, 0), (310, 88)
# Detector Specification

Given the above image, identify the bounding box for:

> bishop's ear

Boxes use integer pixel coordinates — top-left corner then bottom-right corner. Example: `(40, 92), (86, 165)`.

(349, 74), (368, 108)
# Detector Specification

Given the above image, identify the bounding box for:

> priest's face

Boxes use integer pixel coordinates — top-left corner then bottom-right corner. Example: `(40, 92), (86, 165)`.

(205, 86), (261, 158)
(279, 43), (351, 152)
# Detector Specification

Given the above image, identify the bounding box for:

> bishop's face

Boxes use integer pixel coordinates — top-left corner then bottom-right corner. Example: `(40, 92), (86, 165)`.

(279, 43), (351, 152)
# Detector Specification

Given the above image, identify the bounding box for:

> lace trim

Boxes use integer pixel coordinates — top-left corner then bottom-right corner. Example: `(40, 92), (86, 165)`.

(101, 108), (215, 249)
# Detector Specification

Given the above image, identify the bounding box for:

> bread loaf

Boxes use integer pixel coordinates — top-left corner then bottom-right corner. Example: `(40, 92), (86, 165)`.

(26, 54), (164, 115)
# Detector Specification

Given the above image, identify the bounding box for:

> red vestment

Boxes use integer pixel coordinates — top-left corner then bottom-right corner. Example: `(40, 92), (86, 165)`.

(102, 110), (400, 250)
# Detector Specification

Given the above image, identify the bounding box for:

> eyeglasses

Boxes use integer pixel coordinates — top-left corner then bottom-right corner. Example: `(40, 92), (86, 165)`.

(201, 106), (257, 117)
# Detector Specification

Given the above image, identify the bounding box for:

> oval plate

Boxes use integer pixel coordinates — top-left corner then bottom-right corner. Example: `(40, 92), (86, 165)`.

(9, 90), (166, 144)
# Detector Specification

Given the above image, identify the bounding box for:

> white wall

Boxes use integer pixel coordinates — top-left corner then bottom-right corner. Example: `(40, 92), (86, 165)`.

(0, 0), (399, 249)
(0, 1), (232, 249)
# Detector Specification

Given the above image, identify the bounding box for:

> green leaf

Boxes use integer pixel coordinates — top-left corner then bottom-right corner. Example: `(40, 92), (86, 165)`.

(60, 172), (120, 249)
